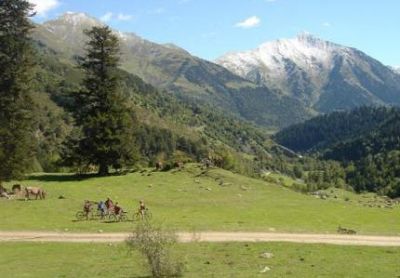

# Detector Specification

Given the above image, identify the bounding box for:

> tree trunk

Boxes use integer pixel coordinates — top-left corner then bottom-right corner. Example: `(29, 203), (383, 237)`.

(98, 163), (109, 176)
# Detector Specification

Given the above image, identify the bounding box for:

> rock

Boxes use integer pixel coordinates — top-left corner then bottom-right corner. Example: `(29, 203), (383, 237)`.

(194, 179), (200, 183)
(206, 187), (212, 191)
(260, 252), (274, 259)
(240, 185), (249, 191)
(260, 266), (271, 273)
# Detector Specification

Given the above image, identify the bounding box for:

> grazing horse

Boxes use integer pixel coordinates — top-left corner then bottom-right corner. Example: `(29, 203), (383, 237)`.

(0, 184), (10, 199)
(174, 161), (184, 169)
(0, 184), (6, 194)
(12, 184), (22, 193)
(155, 161), (163, 171)
(25, 187), (46, 200)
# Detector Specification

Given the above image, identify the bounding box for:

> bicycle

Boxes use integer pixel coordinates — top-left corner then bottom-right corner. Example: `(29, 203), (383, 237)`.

(133, 208), (152, 221)
(108, 211), (128, 222)
(75, 210), (94, 221)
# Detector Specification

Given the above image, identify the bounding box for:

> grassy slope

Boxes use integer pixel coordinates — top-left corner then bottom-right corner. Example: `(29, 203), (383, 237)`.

(0, 242), (399, 277)
(1, 164), (399, 234)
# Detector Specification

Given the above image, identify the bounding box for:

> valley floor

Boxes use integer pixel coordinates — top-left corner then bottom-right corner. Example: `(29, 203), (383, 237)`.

(1, 164), (399, 235)
(1, 242), (399, 277)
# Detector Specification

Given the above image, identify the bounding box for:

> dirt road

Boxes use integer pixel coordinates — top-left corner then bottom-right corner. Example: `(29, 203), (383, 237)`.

(1, 231), (400, 246)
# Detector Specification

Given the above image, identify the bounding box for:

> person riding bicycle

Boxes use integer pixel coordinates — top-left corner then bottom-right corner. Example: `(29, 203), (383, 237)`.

(97, 200), (107, 218)
(105, 197), (114, 211)
(138, 200), (146, 217)
(114, 202), (123, 216)
(83, 200), (92, 219)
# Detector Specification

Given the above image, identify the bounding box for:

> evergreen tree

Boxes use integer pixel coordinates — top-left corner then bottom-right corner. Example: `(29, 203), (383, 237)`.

(68, 26), (137, 175)
(0, 0), (37, 182)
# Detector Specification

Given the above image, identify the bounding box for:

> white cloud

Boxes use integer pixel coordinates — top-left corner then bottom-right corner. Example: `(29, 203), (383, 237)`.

(235, 16), (261, 29)
(100, 12), (133, 22)
(100, 12), (113, 22)
(322, 22), (332, 28)
(149, 8), (165, 15)
(117, 13), (133, 21)
(28, 0), (60, 16)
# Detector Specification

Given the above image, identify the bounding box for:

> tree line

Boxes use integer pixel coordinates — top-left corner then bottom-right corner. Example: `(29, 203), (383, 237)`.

(275, 106), (400, 197)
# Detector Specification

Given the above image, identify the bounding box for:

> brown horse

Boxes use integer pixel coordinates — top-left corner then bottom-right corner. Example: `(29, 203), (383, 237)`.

(25, 187), (46, 200)
(12, 184), (22, 193)
(155, 161), (163, 171)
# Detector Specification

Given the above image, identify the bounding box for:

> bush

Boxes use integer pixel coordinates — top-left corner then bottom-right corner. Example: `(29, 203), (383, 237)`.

(127, 222), (184, 277)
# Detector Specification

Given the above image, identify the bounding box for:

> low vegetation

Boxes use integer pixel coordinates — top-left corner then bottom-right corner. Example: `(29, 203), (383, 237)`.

(1, 164), (399, 235)
(127, 222), (184, 277)
(1, 242), (399, 277)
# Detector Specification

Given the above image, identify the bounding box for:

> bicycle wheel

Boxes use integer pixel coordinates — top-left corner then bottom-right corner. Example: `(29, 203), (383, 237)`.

(120, 213), (128, 222)
(108, 213), (117, 222)
(75, 211), (86, 221)
(144, 210), (152, 221)
(132, 212), (140, 221)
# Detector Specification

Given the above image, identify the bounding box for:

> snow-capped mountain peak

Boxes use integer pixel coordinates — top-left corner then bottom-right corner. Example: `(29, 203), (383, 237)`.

(42, 12), (102, 35)
(59, 12), (100, 26)
(216, 34), (400, 111)
(217, 33), (347, 80)
(391, 66), (400, 74)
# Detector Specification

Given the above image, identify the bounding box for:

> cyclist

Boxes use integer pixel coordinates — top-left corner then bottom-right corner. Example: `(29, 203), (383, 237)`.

(138, 200), (146, 218)
(83, 200), (92, 219)
(97, 200), (107, 218)
(114, 202), (122, 216)
(105, 197), (114, 212)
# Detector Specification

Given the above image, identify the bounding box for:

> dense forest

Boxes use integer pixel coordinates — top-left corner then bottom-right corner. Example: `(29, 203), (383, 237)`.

(275, 106), (400, 197)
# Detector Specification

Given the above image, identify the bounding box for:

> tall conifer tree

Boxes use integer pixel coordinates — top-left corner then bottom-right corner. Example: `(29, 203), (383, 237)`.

(70, 26), (136, 175)
(0, 0), (37, 182)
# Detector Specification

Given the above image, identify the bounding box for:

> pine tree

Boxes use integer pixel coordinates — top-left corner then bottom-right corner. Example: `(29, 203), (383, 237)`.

(68, 26), (137, 175)
(0, 0), (37, 182)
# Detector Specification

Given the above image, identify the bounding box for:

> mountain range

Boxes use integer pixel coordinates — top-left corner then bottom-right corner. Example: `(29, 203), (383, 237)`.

(217, 33), (400, 113)
(32, 12), (400, 128)
(33, 12), (310, 128)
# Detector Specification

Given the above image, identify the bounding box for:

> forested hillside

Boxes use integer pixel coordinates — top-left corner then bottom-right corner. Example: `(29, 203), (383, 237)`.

(32, 37), (278, 175)
(275, 107), (400, 196)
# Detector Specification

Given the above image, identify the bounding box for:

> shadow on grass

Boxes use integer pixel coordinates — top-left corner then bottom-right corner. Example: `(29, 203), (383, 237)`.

(26, 170), (137, 183)
(26, 173), (97, 182)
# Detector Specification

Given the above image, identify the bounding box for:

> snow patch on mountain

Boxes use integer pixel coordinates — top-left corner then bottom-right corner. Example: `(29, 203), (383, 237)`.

(59, 12), (100, 27)
(391, 66), (400, 74)
(216, 33), (349, 81)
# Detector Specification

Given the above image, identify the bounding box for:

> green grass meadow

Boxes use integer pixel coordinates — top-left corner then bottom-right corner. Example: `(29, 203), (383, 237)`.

(1, 242), (399, 277)
(1, 164), (399, 234)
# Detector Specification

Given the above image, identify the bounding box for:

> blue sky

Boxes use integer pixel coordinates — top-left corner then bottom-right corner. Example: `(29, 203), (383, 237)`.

(30, 0), (400, 66)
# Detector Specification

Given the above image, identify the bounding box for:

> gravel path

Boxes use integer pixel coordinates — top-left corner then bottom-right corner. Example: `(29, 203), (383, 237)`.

(1, 231), (400, 246)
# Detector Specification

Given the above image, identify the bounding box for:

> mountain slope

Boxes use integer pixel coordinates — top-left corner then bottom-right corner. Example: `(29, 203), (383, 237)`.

(33, 37), (290, 176)
(32, 12), (312, 128)
(274, 106), (397, 153)
(274, 106), (400, 196)
(217, 34), (400, 113)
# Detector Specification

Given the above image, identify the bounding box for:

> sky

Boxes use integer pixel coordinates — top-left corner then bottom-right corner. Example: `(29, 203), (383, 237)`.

(29, 0), (400, 67)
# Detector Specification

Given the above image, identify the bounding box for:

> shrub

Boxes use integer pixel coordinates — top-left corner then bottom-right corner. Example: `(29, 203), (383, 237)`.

(127, 222), (184, 277)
